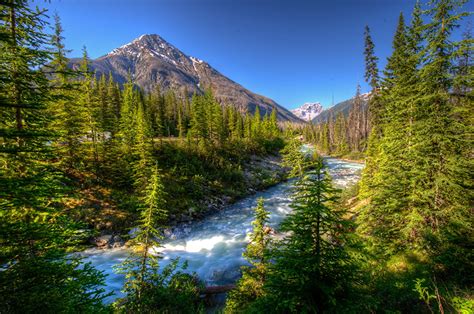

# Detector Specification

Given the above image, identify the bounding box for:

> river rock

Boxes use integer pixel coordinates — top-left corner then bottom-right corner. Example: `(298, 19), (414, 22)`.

(95, 234), (112, 248)
(128, 227), (139, 239)
(111, 235), (124, 248)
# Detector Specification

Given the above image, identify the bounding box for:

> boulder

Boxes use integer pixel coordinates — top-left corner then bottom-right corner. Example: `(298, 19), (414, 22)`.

(95, 234), (112, 248)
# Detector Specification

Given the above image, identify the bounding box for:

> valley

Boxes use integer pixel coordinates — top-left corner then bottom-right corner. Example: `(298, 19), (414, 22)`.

(1, 0), (472, 313)
(82, 157), (364, 304)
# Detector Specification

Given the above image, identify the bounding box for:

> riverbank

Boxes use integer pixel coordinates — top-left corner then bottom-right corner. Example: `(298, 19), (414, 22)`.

(82, 157), (365, 303)
(90, 152), (289, 249)
(303, 143), (366, 165)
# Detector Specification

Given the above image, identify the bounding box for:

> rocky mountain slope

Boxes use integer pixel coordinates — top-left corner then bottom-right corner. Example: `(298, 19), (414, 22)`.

(311, 93), (370, 124)
(70, 34), (301, 122)
(291, 102), (323, 121)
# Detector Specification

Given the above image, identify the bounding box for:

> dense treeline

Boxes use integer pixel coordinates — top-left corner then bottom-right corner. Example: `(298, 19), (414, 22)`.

(301, 85), (370, 159)
(357, 0), (473, 310)
(0, 1), (283, 312)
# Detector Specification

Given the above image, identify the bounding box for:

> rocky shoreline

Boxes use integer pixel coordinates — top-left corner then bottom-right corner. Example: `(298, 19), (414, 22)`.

(91, 153), (288, 249)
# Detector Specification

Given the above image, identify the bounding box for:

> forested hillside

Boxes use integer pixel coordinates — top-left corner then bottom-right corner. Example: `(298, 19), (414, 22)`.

(0, 2), (285, 311)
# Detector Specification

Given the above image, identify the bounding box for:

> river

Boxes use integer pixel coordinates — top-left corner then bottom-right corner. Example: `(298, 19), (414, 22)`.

(81, 157), (364, 302)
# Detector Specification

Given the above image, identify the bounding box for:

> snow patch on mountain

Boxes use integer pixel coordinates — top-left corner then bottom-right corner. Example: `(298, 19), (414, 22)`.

(291, 102), (323, 121)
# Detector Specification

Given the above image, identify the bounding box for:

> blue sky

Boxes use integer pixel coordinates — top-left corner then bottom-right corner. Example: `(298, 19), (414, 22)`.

(44, 0), (472, 110)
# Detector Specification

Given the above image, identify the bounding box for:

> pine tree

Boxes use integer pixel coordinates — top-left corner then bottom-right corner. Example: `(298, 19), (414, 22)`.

(149, 85), (165, 141)
(262, 157), (359, 312)
(252, 106), (261, 138)
(78, 47), (101, 170)
(115, 164), (167, 310)
(360, 24), (382, 200)
(321, 120), (331, 153)
(177, 105), (186, 138)
(0, 2), (107, 311)
(107, 75), (122, 135)
(48, 14), (85, 169)
(190, 93), (208, 142)
(226, 198), (271, 313)
(269, 107), (279, 137)
(358, 2), (472, 282)
(281, 139), (310, 177)
(115, 165), (202, 312)
(164, 89), (177, 137)
(334, 112), (348, 155)
(119, 76), (138, 152)
(133, 98), (154, 190)
(244, 112), (252, 140)
(410, 0), (472, 274)
(364, 25), (380, 91)
(358, 11), (415, 250)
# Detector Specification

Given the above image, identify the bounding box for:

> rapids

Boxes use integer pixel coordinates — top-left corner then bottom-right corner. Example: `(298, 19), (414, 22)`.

(81, 157), (364, 302)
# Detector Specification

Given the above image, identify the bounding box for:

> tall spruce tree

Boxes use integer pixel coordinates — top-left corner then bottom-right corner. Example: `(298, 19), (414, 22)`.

(115, 164), (202, 312)
(358, 1), (472, 284)
(261, 157), (360, 312)
(410, 0), (472, 276)
(0, 2), (107, 311)
(49, 13), (84, 169)
(358, 11), (415, 251)
(226, 198), (272, 313)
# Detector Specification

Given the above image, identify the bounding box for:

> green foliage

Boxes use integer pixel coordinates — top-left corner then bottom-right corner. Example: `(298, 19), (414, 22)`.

(0, 256), (111, 313)
(300, 84), (369, 158)
(355, 0), (472, 312)
(226, 198), (271, 313)
(114, 165), (203, 312)
(358, 0), (472, 262)
(281, 139), (310, 177)
(249, 157), (362, 313)
(0, 1), (109, 311)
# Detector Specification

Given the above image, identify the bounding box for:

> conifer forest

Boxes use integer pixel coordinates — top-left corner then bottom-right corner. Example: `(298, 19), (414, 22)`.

(0, 0), (472, 313)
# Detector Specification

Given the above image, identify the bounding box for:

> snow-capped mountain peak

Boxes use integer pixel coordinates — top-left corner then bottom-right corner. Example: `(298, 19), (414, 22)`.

(70, 34), (301, 122)
(291, 102), (323, 121)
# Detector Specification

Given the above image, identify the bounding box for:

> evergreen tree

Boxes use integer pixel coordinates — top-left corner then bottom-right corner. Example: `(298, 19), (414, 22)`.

(78, 47), (101, 170)
(133, 98), (154, 190)
(252, 106), (261, 138)
(190, 93), (208, 142)
(364, 25), (380, 91)
(281, 139), (310, 177)
(119, 76), (138, 152)
(269, 107), (279, 137)
(360, 24), (382, 199)
(115, 165), (202, 312)
(149, 85), (165, 140)
(226, 198), (272, 313)
(334, 112), (349, 155)
(358, 10), (415, 250)
(177, 105), (186, 138)
(115, 164), (167, 310)
(0, 2), (108, 311)
(410, 0), (472, 273)
(48, 14), (85, 169)
(358, 1), (472, 283)
(260, 157), (360, 312)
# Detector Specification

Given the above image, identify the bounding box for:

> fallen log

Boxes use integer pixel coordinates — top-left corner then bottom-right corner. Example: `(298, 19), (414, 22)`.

(201, 284), (236, 295)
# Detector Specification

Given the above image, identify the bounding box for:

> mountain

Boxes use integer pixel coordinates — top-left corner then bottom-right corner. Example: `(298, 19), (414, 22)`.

(311, 93), (370, 124)
(69, 34), (301, 122)
(291, 102), (323, 121)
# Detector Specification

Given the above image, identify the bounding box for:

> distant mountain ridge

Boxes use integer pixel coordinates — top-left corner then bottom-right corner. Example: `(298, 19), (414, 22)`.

(311, 93), (370, 124)
(291, 102), (323, 121)
(69, 34), (301, 122)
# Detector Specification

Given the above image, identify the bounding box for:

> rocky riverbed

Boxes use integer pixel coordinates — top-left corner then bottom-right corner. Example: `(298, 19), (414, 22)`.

(90, 154), (288, 249)
(82, 157), (364, 303)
